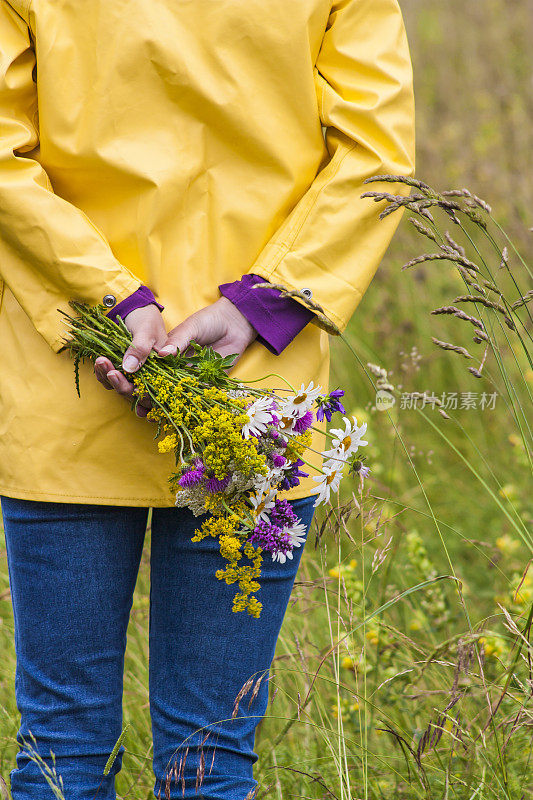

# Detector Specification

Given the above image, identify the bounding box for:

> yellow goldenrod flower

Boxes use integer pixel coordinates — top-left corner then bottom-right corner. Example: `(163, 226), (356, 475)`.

(157, 434), (178, 454)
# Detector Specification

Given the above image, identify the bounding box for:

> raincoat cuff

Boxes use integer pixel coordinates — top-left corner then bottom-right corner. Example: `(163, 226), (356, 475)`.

(218, 273), (314, 355)
(105, 285), (164, 323)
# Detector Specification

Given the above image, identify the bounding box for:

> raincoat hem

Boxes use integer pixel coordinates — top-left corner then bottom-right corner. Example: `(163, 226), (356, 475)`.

(0, 483), (320, 507)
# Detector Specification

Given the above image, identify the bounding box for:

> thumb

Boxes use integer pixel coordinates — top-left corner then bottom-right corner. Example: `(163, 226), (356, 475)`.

(122, 331), (156, 372)
(155, 317), (199, 356)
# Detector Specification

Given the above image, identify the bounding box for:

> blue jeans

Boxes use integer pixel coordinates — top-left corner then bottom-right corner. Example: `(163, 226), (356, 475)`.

(1, 495), (315, 800)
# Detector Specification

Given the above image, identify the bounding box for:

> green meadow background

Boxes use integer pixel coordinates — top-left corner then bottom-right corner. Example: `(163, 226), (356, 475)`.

(1, 1), (531, 797)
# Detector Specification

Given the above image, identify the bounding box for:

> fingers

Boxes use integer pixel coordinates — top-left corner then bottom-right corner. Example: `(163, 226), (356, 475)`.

(105, 370), (134, 397)
(94, 357), (138, 397)
(94, 302), (167, 416)
(155, 301), (257, 374)
(94, 356), (117, 389)
(122, 331), (157, 373)
(120, 305), (168, 372)
(94, 356), (152, 417)
(123, 329), (168, 371)
(155, 316), (199, 357)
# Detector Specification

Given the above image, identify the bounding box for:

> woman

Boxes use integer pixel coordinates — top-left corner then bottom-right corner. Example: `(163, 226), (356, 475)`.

(0, 0), (415, 798)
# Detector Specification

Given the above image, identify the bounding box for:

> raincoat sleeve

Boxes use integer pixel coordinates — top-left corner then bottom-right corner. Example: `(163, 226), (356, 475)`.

(247, 0), (415, 333)
(0, 1), (142, 353)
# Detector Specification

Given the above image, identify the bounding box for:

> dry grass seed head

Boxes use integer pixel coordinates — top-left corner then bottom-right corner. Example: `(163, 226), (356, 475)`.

(444, 231), (466, 257)
(402, 252), (481, 274)
(431, 305), (484, 329)
(248, 672), (267, 709)
(431, 338), (473, 359)
(233, 676), (255, 719)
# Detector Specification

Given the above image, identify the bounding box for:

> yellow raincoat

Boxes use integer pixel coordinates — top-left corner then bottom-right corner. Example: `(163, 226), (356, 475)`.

(0, 0), (415, 506)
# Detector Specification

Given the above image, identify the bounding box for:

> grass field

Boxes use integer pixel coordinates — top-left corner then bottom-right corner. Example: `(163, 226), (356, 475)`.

(1, 1), (532, 797)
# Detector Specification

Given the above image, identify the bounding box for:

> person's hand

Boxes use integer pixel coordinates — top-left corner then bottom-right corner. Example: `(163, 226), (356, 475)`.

(157, 297), (257, 360)
(94, 298), (257, 417)
(94, 304), (167, 416)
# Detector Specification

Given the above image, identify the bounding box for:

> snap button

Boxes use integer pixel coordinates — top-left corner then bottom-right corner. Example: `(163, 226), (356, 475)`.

(301, 287), (313, 299)
(102, 294), (117, 308)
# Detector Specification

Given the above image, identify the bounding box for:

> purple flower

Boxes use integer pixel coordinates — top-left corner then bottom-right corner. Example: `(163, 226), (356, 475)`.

(272, 453), (286, 468)
(249, 520), (293, 557)
(206, 474), (231, 493)
(280, 459), (308, 491)
(293, 410), (314, 434)
(178, 461), (205, 488)
(316, 389), (346, 423)
(269, 498), (298, 529)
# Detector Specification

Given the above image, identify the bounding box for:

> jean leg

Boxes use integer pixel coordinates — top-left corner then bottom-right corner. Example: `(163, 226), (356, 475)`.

(149, 495), (316, 800)
(1, 497), (149, 800)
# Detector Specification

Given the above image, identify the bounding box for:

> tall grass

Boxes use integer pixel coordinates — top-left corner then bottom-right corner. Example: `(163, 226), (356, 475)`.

(249, 174), (532, 798)
(1, 0), (532, 797)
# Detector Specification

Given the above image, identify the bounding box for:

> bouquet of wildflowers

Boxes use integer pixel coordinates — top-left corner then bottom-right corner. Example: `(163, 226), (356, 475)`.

(61, 302), (369, 617)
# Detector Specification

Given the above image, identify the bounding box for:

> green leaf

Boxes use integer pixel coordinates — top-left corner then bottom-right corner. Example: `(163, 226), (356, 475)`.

(73, 353), (81, 398)
(221, 353), (239, 368)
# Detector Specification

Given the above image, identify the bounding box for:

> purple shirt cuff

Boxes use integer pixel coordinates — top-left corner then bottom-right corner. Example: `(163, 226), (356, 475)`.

(106, 285), (164, 322)
(218, 274), (314, 355)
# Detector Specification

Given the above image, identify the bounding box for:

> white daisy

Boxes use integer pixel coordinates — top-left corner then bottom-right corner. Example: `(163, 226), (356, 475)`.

(271, 470), (286, 490)
(253, 453), (292, 494)
(241, 397), (276, 439)
(280, 381), (322, 418)
(312, 465), (343, 507)
(277, 415), (296, 438)
(323, 416), (368, 460)
(321, 450), (348, 471)
(272, 549), (294, 564)
(252, 472), (274, 497)
(285, 520), (307, 548)
(249, 488), (276, 522)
